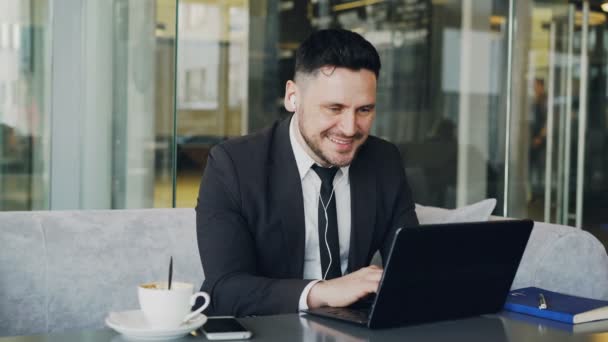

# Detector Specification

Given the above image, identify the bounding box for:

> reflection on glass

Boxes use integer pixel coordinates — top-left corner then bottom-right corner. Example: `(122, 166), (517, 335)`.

(0, 1), (50, 210)
(154, 0), (179, 208)
(68, 0), (176, 209)
(509, 2), (608, 249)
(175, 0), (248, 208)
(0, 0), (178, 210)
(508, 2), (571, 221)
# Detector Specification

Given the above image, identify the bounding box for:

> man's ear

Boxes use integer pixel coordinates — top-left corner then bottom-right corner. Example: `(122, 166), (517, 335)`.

(284, 80), (297, 112)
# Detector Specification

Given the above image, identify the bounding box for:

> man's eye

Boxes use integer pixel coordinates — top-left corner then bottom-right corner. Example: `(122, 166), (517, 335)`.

(329, 107), (342, 112)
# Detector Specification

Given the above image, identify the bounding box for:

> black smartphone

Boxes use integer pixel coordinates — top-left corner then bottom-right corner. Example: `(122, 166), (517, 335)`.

(199, 316), (252, 340)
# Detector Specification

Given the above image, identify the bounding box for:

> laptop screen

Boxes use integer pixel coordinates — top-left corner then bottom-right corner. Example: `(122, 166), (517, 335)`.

(368, 220), (533, 328)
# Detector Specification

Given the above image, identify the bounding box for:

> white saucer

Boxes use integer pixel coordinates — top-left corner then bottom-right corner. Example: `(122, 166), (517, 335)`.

(105, 310), (207, 340)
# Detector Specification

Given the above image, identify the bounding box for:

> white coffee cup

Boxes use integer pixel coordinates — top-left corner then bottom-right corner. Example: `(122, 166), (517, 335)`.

(138, 281), (210, 329)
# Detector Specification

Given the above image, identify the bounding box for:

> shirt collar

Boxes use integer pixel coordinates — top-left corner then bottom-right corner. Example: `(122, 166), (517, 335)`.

(289, 115), (350, 182)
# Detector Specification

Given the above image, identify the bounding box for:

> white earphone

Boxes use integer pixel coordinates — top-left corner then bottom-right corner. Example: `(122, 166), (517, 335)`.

(317, 171), (347, 280)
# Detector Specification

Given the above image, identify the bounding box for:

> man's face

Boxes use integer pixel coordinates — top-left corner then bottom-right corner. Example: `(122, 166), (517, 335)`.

(291, 67), (376, 167)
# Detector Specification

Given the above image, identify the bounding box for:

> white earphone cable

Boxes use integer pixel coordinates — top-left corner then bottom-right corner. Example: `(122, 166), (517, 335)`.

(317, 170), (346, 280)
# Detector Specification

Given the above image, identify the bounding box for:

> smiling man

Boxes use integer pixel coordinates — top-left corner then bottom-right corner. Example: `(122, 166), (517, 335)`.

(286, 65), (375, 168)
(195, 29), (418, 316)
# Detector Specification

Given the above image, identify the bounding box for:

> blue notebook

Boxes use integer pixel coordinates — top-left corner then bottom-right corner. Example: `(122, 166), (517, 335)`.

(502, 311), (608, 334)
(504, 287), (608, 324)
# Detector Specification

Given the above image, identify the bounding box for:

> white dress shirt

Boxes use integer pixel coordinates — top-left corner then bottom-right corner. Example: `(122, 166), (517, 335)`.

(289, 116), (352, 310)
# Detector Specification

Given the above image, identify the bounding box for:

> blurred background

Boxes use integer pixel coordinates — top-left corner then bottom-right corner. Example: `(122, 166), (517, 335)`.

(0, 0), (607, 246)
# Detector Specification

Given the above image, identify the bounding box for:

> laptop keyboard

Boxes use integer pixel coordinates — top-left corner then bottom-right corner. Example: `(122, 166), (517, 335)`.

(350, 293), (376, 309)
(305, 294), (375, 325)
(314, 307), (370, 324)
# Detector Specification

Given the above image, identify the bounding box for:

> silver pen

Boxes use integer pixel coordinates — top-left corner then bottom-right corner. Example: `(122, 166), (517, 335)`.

(538, 293), (548, 310)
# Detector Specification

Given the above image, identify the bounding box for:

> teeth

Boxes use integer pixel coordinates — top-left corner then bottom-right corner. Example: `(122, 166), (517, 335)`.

(329, 137), (351, 145)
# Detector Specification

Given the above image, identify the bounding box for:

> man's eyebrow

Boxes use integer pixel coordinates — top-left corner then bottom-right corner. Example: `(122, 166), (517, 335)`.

(358, 104), (376, 109)
(322, 102), (346, 107)
(320, 102), (376, 109)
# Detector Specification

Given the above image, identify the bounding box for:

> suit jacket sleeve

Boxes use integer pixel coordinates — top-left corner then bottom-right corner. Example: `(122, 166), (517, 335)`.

(380, 144), (419, 264)
(196, 145), (310, 317)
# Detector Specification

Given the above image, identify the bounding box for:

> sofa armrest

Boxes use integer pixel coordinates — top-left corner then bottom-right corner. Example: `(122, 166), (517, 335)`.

(511, 221), (608, 300)
(0, 208), (203, 337)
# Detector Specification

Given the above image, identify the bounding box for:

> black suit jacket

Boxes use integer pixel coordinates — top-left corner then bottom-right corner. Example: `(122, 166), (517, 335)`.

(196, 116), (418, 316)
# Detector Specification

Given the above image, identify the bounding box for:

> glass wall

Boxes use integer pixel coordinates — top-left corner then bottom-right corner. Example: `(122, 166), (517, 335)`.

(0, 0), (177, 210)
(507, 0), (608, 244)
(174, 0), (249, 207)
(0, 0), (512, 212)
(1, 0), (607, 250)
(0, 1), (50, 211)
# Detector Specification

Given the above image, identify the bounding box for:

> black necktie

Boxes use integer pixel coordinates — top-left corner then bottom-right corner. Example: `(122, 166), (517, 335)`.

(311, 165), (342, 280)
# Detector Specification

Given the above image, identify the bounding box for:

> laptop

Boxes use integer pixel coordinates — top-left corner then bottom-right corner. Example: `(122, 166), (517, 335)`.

(303, 219), (533, 329)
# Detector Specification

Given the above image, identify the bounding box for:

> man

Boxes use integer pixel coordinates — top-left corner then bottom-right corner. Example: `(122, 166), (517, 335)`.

(529, 78), (547, 201)
(196, 29), (418, 317)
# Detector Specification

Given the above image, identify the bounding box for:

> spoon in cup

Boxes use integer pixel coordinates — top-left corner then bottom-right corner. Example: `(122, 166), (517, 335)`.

(168, 256), (173, 290)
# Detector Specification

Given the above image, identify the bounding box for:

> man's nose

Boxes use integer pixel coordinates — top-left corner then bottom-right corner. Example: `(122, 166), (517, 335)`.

(338, 111), (357, 136)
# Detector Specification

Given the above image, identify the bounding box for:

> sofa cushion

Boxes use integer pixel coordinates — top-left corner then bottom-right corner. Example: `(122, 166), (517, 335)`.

(370, 199), (497, 266)
(0, 209), (203, 337)
(415, 198), (497, 224)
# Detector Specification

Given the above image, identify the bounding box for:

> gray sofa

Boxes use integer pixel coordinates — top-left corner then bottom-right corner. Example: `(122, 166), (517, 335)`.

(1, 208), (607, 337)
(0, 209), (202, 337)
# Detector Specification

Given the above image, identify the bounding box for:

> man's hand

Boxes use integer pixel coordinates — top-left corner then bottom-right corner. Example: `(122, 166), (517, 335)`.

(307, 265), (383, 308)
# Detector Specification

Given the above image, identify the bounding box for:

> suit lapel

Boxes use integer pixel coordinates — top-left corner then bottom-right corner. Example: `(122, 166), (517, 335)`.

(348, 147), (376, 272)
(269, 117), (306, 277)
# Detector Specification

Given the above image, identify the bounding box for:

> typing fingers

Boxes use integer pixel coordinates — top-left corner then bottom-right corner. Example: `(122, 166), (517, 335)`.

(364, 271), (383, 283)
(363, 279), (381, 293)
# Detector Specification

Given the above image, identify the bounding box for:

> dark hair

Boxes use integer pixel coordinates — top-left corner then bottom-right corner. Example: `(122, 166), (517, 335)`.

(295, 29), (381, 79)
